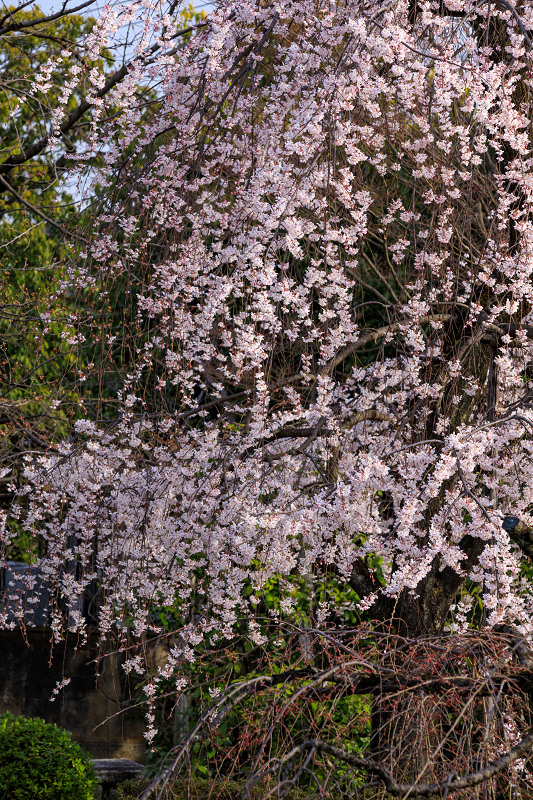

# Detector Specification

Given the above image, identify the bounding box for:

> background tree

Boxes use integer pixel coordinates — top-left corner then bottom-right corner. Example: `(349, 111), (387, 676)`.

(0, 1), (204, 545)
(0, 2), (116, 527)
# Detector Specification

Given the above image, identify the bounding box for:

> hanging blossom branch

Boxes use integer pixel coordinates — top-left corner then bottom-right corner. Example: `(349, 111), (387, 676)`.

(6, 0), (533, 640)
(0, 0), (209, 180)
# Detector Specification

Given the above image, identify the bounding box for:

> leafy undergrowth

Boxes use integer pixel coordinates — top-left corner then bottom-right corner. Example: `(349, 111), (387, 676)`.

(117, 776), (308, 800)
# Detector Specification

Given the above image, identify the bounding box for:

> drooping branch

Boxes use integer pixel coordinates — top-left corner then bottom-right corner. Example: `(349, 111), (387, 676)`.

(0, 174), (86, 241)
(288, 730), (533, 798)
(134, 628), (533, 799)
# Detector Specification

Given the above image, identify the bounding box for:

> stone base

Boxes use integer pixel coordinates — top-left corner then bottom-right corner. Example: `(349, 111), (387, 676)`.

(93, 758), (144, 799)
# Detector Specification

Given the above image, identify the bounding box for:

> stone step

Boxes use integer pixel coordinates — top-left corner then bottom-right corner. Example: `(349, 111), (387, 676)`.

(92, 758), (144, 799)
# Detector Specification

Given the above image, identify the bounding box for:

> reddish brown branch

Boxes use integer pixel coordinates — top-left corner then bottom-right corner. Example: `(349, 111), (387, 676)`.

(297, 731), (533, 797)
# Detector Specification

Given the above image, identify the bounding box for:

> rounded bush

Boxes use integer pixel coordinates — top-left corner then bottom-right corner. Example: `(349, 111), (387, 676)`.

(0, 712), (97, 799)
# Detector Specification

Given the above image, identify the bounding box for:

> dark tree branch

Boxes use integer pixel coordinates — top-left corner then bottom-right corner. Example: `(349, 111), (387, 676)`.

(292, 730), (533, 797)
(0, 174), (86, 241)
(0, 0), (95, 35)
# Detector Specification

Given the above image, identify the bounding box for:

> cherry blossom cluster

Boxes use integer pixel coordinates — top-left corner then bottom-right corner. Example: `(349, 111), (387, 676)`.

(4, 0), (533, 655)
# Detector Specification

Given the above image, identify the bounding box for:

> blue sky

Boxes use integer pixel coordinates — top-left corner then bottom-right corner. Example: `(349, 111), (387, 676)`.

(25, 0), (213, 15)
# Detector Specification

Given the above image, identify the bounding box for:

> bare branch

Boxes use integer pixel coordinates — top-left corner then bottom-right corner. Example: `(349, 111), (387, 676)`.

(294, 731), (533, 797)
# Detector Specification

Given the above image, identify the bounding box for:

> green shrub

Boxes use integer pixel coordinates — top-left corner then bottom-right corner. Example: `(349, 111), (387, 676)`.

(0, 712), (97, 800)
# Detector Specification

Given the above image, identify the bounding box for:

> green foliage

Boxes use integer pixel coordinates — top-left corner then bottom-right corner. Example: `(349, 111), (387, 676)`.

(0, 5), (106, 407)
(0, 6), (115, 550)
(0, 712), (97, 800)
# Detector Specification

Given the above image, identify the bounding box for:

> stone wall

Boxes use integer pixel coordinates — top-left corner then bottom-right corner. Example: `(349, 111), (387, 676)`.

(0, 629), (146, 761)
